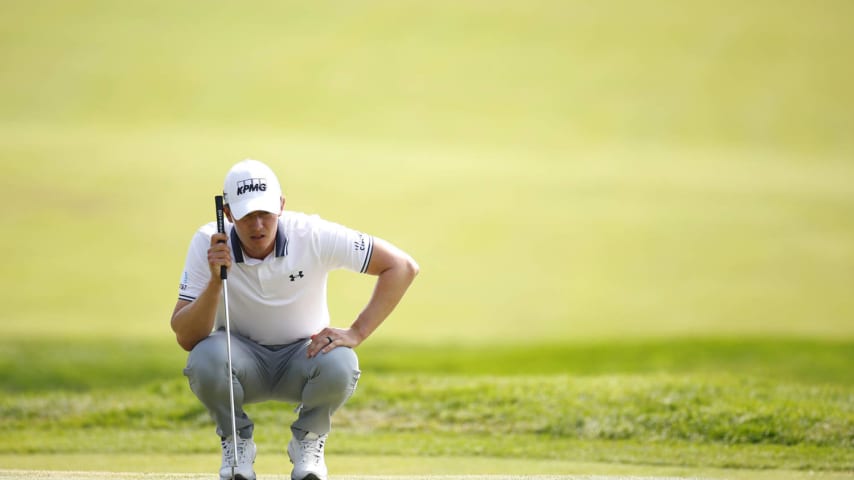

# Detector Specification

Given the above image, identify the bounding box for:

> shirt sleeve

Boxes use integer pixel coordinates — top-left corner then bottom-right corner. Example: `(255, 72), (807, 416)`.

(311, 217), (374, 273)
(178, 223), (215, 302)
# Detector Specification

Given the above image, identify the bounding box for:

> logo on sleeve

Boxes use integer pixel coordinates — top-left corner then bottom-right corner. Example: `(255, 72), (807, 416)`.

(354, 234), (366, 252)
(237, 178), (267, 195)
(179, 271), (189, 291)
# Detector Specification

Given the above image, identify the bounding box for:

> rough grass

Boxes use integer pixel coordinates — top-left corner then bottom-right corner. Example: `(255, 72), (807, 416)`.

(1, 382), (852, 471)
(1, 338), (852, 392)
(1, 339), (852, 471)
(6, 374), (851, 452)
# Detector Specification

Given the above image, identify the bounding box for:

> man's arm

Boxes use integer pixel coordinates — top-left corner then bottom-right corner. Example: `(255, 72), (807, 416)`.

(170, 232), (231, 351)
(170, 282), (220, 351)
(307, 236), (419, 358)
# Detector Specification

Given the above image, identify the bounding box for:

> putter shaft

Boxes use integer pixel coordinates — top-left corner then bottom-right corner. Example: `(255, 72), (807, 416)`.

(223, 278), (239, 469)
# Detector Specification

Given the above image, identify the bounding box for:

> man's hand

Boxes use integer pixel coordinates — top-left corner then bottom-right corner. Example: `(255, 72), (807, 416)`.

(307, 327), (364, 358)
(207, 232), (231, 280)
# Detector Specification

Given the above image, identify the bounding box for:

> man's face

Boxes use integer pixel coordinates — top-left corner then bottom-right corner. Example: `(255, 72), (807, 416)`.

(228, 208), (281, 259)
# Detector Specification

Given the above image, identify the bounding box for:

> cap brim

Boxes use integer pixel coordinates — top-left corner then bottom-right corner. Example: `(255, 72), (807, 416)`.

(228, 196), (281, 220)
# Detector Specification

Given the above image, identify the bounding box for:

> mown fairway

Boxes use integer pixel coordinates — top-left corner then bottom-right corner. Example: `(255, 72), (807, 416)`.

(1, 0), (852, 477)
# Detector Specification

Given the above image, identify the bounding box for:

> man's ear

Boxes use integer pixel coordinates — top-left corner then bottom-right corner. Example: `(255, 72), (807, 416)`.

(279, 196), (286, 216)
(224, 205), (234, 223)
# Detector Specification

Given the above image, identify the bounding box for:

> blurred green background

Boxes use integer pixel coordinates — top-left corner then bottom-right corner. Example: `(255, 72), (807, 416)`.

(2, 0), (852, 345)
(1, 0), (853, 473)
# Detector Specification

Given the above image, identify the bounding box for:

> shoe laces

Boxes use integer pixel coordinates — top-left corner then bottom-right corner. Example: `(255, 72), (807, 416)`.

(222, 436), (253, 466)
(296, 433), (326, 465)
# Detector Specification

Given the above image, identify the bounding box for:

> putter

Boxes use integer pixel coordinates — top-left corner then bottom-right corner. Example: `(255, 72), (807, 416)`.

(215, 195), (239, 479)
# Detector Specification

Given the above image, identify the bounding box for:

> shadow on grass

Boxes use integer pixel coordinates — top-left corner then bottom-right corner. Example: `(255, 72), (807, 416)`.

(1, 337), (851, 392)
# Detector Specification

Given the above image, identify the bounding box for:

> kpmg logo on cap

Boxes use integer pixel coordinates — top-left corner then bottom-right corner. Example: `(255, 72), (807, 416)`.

(236, 178), (267, 195)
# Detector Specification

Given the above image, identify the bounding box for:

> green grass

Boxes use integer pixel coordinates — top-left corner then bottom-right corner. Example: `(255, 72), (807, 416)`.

(1, 0), (853, 476)
(1, 340), (852, 471)
(2, 376), (852, 471)
(13, 374), (845, 450)
(1, 378), (852, 471)
(1, 338), (853, 392)
(2, 0), (854, 345)
(2, 1), (852, 148)
(2, 459), (853, 480)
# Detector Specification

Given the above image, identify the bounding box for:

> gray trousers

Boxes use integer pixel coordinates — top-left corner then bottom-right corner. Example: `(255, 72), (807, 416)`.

(183, 330), (360, 439)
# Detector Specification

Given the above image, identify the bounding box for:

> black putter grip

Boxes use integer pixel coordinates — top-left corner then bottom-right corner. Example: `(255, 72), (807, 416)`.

(214, 195), (227, 280)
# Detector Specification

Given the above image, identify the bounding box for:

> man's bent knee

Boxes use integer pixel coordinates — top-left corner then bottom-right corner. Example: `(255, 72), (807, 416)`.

(312, 347), (360, 393)
(183, 333), (228, 387)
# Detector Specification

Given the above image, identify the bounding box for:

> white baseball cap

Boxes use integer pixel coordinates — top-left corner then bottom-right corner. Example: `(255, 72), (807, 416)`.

(222, 159), (283, 220)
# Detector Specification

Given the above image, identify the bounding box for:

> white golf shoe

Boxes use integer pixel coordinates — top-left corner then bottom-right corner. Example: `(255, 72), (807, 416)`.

(220, 435), (257, 480)
(287, 432), (328, 480)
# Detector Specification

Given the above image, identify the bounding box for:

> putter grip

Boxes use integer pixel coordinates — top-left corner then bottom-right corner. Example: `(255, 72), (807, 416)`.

(214, 195), (228, 280)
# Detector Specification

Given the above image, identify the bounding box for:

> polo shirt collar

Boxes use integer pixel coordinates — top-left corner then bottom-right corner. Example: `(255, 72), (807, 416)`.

(231, 219), (288, 263)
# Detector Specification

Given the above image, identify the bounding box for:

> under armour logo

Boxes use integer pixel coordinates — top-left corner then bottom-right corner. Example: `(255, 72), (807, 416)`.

(289, 271), (304, 282)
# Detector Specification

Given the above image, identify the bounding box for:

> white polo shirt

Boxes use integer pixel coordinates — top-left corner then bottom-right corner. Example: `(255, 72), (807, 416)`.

(178, 211), (374, 345)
